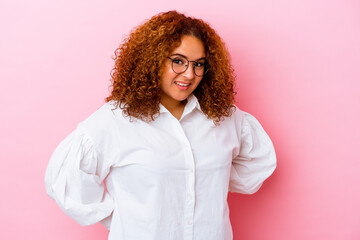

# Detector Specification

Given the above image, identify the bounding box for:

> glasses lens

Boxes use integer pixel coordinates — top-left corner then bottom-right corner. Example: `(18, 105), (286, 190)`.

(193, 61), (206, 76)
(171, 56), (187, 74)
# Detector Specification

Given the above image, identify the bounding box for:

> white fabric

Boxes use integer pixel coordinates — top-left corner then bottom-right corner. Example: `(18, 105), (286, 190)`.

(45, 95), (276, 240)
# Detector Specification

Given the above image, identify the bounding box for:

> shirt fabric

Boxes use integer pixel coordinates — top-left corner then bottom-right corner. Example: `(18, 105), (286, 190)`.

(45, 94), (276, 240)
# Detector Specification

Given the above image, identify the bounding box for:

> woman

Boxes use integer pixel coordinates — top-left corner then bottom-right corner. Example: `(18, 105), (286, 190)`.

(45, 10), (276, 240)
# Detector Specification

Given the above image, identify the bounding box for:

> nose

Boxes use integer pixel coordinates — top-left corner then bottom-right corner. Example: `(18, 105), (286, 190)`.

(182, 64), (195, 79)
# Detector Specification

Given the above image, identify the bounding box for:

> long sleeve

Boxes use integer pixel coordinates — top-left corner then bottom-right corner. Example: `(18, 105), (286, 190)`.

(45, 124), (114, 226)
(229, 111), (276, 194)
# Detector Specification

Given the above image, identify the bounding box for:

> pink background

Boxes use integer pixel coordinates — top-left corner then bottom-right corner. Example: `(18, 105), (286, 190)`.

(1, 0), (359, 239)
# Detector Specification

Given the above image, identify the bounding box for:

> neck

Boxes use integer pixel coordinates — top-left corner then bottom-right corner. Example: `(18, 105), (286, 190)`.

(160, 96), (187, 120)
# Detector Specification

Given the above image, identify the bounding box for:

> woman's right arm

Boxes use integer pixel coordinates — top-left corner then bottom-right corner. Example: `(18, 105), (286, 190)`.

(45, 124), (114, 227)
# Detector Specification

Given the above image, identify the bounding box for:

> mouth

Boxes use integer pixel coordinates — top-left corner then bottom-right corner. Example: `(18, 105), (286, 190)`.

(174, 81), (191, 87)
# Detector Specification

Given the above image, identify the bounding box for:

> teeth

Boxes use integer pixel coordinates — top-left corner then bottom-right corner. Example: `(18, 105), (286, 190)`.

(175, 82), (190, 87)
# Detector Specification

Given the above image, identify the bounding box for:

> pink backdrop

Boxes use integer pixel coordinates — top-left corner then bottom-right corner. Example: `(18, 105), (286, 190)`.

(1, 0), (359, 239)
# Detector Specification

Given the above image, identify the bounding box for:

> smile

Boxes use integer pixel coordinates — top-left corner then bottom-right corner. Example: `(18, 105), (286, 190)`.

(175, 81), (190, 87)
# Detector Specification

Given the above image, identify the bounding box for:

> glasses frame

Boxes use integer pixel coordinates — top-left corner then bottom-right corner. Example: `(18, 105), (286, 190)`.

(167, 56), (209, 77)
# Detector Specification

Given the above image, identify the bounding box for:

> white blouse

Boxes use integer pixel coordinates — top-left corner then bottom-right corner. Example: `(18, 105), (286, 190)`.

(45, 95), (276, 240)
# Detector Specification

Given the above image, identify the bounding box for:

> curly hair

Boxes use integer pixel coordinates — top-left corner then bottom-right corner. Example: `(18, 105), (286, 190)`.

(106, 10), (236, 124)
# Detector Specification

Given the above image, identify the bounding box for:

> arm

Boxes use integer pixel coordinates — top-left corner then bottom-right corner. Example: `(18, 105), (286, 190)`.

(229, 111), (276, 194)
(45, 124), (114, 226)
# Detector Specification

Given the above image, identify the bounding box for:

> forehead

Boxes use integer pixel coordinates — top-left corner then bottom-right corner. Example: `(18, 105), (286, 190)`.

(170, 35), (205, 60)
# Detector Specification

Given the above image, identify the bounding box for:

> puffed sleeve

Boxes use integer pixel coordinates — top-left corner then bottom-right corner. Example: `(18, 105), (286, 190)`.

(45, 124), (114, 227)
(229, 111), (276, 194)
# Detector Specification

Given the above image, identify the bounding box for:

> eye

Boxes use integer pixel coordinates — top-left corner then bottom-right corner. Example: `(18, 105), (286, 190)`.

(194, 61), (205, 68)
(172, 58), (184, 65)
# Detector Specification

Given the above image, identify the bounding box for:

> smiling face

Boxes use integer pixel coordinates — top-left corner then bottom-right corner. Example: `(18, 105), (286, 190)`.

(159, 35), (206, 110)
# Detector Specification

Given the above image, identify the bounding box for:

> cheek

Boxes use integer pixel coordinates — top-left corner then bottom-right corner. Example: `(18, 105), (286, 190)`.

(194, 77), (203, 87)
(160, 69), (177, 85)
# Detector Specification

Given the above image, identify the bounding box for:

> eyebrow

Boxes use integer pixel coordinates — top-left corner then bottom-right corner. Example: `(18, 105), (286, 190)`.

(170, 53), (206, 61)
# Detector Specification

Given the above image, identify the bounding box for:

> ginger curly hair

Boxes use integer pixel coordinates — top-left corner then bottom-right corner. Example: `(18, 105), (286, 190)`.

(106, 10), (236, 124)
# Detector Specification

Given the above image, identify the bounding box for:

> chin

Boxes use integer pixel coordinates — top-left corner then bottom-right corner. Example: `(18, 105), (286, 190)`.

(174, 93), (191, 102)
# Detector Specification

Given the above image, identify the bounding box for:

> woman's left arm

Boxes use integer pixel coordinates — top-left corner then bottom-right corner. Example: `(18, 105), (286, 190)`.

(229, 110), (277, 194)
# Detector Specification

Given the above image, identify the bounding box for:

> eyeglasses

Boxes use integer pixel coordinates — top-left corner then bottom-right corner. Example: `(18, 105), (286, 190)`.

(167, 56), (208, 77)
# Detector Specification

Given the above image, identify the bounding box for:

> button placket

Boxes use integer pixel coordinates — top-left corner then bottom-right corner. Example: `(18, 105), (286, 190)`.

(175, 121), (196, 240)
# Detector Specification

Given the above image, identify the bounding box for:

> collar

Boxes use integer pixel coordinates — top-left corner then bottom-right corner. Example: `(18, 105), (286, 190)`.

(184, 94), (201, 114)
(159, 94), (202, 115)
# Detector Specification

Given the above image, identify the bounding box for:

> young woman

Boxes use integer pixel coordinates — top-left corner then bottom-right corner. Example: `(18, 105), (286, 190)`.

(45, 10), (276, 240)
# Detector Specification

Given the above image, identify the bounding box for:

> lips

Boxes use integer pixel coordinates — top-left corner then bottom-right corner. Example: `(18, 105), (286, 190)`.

(174, 81), (191, 87)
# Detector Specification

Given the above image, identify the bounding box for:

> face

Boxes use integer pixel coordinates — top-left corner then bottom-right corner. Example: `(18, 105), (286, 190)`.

(159, 35), (206, 109)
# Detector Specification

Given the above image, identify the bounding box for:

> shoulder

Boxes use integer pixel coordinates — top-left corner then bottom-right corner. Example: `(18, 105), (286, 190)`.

(231, 105), (252, 120)
(78, 101), (130, 137)
(83, 100), (131, 123)
(73, 101), (138, 156)
(230, 105), (262, 125)
(82, 101), (117, 123)
(223, 105), (268, 138)
(219, 105), (247, 128)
